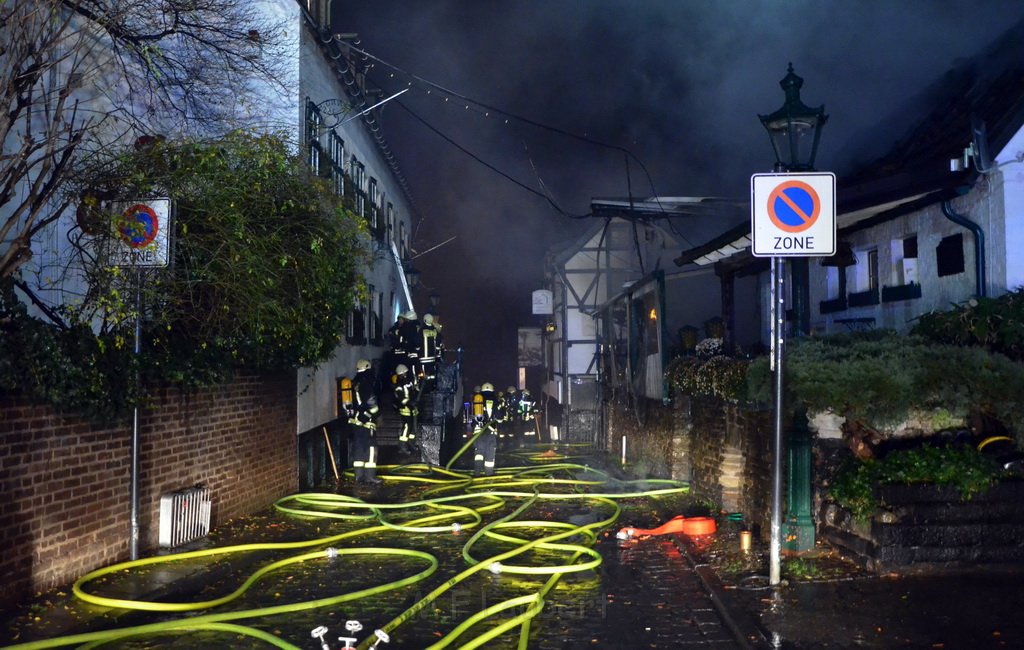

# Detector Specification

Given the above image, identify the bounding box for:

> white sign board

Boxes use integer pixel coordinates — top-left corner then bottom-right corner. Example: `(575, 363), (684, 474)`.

(751, 173), (835, 257)
(532, 289), (553, 315)
(109, 199), (171, 267)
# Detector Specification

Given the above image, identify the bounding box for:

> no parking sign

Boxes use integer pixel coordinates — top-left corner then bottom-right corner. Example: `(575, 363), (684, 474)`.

(751, 173), (835, 257)
(108, 199), (171, 267)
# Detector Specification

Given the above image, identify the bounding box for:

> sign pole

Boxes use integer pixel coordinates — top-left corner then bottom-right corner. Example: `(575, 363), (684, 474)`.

(769, 256), (785, 586)
(130, 268), (142, 560)
(108, 198), (170, 561)
(751, 172), (835, 583)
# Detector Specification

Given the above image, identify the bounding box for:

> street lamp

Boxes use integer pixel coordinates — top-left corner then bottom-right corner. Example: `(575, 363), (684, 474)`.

(757, 65), (825, 581)
(429, 291), (441, 313)
(758, 63), (828, 173)
(760, 63), (828, 337)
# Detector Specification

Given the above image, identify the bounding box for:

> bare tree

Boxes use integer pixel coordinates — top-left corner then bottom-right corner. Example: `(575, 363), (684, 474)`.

(0, 0), (291, 281)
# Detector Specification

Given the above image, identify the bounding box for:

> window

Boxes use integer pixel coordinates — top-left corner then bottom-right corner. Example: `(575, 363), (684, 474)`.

(330, 132), (345, 197)
(347, 301), (366, 344)
(825, 265), (847, 300)
(368, 178), (379, 229)
(867, 249), (879, 290)
(890, 235), (918, 285)
(387, 203), (395, 243)
(936, 233), (965, 277)
(350, 156), (365, 216)
(375, 291), (385, 342)
(304, 100), (323, 176)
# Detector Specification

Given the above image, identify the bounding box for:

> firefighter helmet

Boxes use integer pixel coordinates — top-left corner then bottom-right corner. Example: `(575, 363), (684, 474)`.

(423, 313), (434, 325)
(506, 386), (516, 394)
(356, 359), (371, 372)
(481, 382), (494, 392)
(395, 364), (409, 375)
(522, 388), (530, 396)
(403, 310), (417, 320)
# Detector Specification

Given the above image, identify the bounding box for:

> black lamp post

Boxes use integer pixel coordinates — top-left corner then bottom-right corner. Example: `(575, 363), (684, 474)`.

(759, 64), (827, 337)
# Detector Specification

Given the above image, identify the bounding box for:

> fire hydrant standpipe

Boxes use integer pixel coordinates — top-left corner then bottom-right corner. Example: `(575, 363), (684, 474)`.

(12, 461), (689, 650)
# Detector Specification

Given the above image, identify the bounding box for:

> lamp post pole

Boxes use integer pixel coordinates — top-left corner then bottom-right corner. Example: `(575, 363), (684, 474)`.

(769, 255), (786, 585)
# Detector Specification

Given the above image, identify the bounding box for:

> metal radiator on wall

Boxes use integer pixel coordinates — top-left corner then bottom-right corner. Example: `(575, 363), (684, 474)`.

(158, 485), (212, 548)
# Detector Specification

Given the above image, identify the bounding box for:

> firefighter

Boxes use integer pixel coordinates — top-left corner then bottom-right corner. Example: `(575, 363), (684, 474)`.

(393, 363), (420, 456)
(417, 313), (444, 385)
(472, 382), (504, 476)
(499, 386), (518, 449)
(348, 359), (381, 484)
(386, 312), (407, 375)
(398, 311), (421, 375)
(518, 388), (539, 443)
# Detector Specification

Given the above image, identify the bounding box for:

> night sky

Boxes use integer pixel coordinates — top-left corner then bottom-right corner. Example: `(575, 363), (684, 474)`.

(333, 1), (1024, 389)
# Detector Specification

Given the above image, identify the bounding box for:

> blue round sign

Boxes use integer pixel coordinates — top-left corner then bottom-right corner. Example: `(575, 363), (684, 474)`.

(767, 181), (820, 233)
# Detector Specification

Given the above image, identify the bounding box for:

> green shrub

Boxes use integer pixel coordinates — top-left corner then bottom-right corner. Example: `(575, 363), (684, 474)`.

(913, 289), (1024, 360)
(1, 132), (367, 421)
(745, 331), (1024, 433)
(829, 444), (1002, 520)
(666, 354), (751, 402)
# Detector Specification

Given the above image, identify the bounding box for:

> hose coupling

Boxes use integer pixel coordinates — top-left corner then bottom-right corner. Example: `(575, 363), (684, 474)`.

(326, 547), (339, 559)
(488, 562), (503, 575)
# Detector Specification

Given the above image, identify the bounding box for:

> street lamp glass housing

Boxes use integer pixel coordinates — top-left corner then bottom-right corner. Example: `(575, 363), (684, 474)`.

(758, 63), (828, 172)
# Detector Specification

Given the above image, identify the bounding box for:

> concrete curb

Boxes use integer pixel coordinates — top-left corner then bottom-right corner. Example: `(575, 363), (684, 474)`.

(669, 533), (771, 649)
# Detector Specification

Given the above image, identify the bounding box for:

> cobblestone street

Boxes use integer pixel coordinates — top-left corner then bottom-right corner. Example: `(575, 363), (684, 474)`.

(0, 449), (749, 649)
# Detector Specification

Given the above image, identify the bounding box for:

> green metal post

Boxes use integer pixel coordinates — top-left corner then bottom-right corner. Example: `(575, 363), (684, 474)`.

(785, 405), (815, 551)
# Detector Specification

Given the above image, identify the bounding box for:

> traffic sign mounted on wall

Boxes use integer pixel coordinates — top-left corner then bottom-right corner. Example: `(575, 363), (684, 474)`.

(751, 172), (835, 257)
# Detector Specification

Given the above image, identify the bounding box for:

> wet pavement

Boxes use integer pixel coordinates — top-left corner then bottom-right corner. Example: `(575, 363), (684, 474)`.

(677, 522), (1024, 649)
(4, 443), (1024, 649)
(0, 446), (743, 649)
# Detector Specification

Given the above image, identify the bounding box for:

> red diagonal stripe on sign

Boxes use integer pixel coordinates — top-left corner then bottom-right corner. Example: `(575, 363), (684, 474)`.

(778, 189), (811, 224)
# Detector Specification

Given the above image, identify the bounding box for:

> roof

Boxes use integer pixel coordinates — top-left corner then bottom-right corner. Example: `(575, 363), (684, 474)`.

(674, 16), (1024, 267)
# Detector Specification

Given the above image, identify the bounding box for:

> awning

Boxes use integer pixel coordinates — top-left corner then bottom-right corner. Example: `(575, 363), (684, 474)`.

(673, 222), (751, 267)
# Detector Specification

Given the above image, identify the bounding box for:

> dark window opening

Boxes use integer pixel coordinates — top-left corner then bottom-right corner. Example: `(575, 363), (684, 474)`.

(867, 249), (879, 290)
(936, 234), (965, 277)
(903, 235), (918, 259)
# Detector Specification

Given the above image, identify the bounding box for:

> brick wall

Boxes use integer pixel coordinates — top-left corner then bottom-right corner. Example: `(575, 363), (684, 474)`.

(606, 395), (774, 536)
(0, 372), (297, 609)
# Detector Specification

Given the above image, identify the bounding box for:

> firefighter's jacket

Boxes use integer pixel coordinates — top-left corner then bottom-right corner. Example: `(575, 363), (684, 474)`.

(394, 374), (419, 417)
(350, 369), (379, 427)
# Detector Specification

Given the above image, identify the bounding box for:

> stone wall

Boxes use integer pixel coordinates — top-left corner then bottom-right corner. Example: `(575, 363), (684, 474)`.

(606, 395), (774, 536)
(820, 481), (1024, 571)
(0, 372), (297, 609)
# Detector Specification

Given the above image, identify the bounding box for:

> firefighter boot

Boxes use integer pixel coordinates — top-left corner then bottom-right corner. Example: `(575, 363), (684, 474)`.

(363, 467), (382, 485)
(474, 459), (484, 476)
